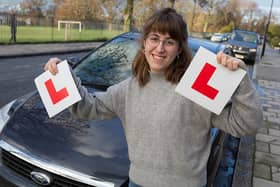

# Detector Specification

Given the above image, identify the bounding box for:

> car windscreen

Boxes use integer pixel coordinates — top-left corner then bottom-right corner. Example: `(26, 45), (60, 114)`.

(231, 31), (258, 44)
(74, 37), (140, 87)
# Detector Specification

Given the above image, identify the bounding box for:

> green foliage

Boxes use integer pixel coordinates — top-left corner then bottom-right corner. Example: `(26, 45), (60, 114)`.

(219, 24), (233, 33)
(271, 36), (280, 47)
(268, 24), (280, 47)
(268, 24), (280, 38)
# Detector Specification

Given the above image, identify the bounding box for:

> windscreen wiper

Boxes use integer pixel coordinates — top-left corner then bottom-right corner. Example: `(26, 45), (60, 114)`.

(81, 81), (109, 91)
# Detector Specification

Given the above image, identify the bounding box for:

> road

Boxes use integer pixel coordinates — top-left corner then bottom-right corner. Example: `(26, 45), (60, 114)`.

(0, 52), (88, 108)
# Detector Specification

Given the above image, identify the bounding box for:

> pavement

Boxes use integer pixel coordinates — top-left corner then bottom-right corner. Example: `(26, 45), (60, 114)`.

(0, 42), (103, 58)
(252, 47), (280, 187)
(0, 43), (280, 186)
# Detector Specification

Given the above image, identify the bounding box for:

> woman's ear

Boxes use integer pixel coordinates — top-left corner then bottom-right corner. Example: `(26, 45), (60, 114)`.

(177, 48), (182, 56)
(143, 39), (147, 49)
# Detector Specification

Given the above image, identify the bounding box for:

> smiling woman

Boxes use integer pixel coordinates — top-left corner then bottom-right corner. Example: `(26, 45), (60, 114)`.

(0, 7), (262, 187)
(46, 8), (261, 187)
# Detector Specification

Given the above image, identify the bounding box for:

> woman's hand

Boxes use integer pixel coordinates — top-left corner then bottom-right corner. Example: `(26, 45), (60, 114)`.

(216, 52), (246, 71)
(44, 57), (62, 75)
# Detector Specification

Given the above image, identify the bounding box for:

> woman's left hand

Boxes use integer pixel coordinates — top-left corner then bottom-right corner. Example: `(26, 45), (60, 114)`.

(216, 51), (246, 71)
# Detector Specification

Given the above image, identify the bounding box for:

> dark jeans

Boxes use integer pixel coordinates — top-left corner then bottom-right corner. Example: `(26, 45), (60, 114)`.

(129, 180), (142, 187)
(129, 179), (206, 187)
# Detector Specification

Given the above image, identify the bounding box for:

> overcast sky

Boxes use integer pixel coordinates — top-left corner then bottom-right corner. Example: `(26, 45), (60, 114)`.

(254, 0), (280, 12)
(254, 0), (280, 22)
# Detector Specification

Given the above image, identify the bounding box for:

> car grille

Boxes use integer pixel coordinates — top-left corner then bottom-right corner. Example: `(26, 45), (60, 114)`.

(1, 149), (94, 187)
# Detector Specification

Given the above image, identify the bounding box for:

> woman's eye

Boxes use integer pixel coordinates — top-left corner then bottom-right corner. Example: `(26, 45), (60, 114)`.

(167, 40), (176, 45)
(150, 37), (159, 42)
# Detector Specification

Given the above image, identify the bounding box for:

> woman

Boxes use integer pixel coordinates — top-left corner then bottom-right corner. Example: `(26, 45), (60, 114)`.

(45, 8), (262, 187)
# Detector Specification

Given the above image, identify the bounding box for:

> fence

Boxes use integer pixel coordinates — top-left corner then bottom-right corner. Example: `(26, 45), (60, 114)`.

(0, 13), (213, 44)
(0, 13), (131, 44)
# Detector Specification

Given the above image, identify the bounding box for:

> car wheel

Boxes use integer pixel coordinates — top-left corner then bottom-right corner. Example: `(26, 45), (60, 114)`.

(246, 59), (255, 65)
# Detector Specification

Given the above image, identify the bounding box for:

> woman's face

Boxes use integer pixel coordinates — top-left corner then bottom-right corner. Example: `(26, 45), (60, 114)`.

(144, 32), (180, 73)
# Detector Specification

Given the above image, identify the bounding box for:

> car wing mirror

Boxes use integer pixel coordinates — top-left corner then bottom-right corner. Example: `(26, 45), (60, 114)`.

(66, 57), (81, 67)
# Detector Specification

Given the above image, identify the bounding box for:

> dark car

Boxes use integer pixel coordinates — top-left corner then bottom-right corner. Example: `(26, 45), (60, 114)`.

(0, 32), (231, 187)
(226, 29), (259, 64)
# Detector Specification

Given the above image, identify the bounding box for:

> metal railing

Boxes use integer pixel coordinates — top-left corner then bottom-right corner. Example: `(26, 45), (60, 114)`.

(0, 13), (129, 44)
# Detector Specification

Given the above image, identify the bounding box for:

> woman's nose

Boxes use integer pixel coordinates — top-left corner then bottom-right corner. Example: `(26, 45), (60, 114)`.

(155, 41), (165, 52)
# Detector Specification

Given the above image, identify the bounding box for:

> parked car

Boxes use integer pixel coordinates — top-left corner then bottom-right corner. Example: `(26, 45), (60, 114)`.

(0, 32), (232, 187)
(210, 33), (224, 42)
(226, 29), (259, 64)
(222, 33), (232, 42)
(210, 33), (231, 43)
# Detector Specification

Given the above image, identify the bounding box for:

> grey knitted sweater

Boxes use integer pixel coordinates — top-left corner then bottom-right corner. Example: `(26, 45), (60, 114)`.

(69, 72), (262, 187)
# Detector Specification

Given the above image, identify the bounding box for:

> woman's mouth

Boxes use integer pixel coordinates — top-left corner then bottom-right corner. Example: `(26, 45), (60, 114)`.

(152, 54), (165, 60)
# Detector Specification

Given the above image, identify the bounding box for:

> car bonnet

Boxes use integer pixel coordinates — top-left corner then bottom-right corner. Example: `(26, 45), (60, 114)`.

(0, 92), (129, 186)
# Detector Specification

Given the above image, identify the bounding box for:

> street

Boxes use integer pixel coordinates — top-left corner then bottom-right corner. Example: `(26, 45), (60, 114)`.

(0, 52), (88, 108)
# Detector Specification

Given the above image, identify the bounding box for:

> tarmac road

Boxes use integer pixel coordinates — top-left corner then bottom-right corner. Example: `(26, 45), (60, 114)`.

(0, 52), (88, 108)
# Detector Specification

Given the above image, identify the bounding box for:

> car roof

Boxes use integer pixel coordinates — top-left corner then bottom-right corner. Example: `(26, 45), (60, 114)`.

(233, 29), (258, 35)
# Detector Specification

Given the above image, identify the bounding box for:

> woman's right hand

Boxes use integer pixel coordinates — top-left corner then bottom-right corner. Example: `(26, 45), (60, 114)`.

(44, 57), (62, 75)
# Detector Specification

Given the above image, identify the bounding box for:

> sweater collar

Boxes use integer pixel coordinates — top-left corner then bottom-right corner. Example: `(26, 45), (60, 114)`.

(149, 71), (165, 78)
(149, 71), (167, 84)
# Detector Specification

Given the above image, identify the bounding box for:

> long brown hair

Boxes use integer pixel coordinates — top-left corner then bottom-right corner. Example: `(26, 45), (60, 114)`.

(132, 8), (192, 87)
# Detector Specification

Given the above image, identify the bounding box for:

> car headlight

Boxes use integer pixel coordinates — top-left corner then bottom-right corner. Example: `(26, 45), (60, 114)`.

(0, 100), (16, 133)
(249, 48), (257, 52)
(226, 44), (233, 48)
(0, 92), (35, 133)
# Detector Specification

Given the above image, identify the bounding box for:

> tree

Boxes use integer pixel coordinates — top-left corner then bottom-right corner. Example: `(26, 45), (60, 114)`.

(245, 1), (258, 30)
(133, 0), (160, 27)
(190, 0), (197, 33)
(124, 0), (134, 31)
(189, 0), (211, 32)
(20, 0), (47, 17)
(211, 0), (244, 31)
(268, 24), (280, 47)
(168, 0), (176, 8)
(198, 0), (223, 32)
(53, 0), (104, 21)
(255, 15), (268, 34)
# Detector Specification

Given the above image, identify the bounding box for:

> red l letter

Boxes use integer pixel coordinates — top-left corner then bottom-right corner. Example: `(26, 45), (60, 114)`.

(191, 63), (219, 100)
(45, 79), (69, 104)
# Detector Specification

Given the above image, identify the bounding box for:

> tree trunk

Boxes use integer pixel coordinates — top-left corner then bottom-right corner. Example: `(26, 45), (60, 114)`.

(190, 0), (197, 33)
(168, 0), (176, 8)
(124, 0), (134, 32)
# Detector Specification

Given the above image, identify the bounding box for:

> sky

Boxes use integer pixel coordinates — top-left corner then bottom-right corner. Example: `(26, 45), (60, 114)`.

(253, 0), (280, 23)
(254, 0), (280, 14)
(254, 0), (280, 11)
